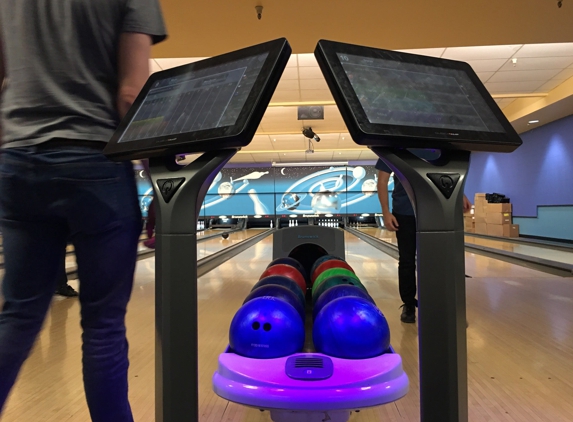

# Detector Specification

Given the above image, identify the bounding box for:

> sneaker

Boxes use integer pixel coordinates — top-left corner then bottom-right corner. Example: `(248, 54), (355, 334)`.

(400, 304), (416, 323)
(55, 284), (79, 297)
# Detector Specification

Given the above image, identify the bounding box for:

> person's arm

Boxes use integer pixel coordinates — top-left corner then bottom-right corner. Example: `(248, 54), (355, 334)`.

(377, 170), (399, 231)
(463, 194), (472, 213)
(116, 32), (152, 119)
(0, 32), (5, 142)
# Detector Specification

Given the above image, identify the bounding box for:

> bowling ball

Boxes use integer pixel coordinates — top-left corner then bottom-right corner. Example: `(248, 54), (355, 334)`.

(312, 268), (359, 296)
(259, 264), (306, 294)
(312, 274), (367, 305)
(267, 257), (308, 285)
(311, 259), (355, 284)
(244, 285), (305, 322)
(252, 275), (306, 308)
(309, 254), (345, 280)
(221, 233), (229, 239)
(313, 296), (390, 359)
(230, 297), (305, 359)
(312, 284), (375, 321)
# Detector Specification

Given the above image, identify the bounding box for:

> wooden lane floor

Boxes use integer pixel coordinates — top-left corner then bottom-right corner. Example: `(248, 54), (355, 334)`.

(2, 230), (573, 421)
(360, 226), (573, 266)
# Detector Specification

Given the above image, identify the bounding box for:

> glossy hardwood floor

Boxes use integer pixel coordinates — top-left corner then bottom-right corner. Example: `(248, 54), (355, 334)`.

(1, 229), (573, 421)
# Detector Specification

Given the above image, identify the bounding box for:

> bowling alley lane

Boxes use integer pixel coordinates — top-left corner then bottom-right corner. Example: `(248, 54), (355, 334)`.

(195, 228), (268, 259)
(2, 229), (573, 421)
(360, 226), (573, 266)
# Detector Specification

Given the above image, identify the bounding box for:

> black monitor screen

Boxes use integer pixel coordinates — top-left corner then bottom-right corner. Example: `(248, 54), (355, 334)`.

(315, 40), (522, 152)
(104, 38), (291, 160)
(341, 53), (505, 133)
(118, 54), (268, 143)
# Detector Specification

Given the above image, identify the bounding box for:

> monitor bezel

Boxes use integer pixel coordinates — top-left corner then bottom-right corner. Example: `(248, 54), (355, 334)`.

(314, 39), (522, 152)
(104, 38), (291, 161)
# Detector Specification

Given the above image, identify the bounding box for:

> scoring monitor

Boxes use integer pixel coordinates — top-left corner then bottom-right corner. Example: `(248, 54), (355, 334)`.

(104, 38), (291, 160)
(314, 40), (522, 152)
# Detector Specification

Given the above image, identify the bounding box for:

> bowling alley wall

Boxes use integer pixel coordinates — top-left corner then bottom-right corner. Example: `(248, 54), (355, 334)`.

(135, 163), (388, 220)
(465, 114), (573, 242)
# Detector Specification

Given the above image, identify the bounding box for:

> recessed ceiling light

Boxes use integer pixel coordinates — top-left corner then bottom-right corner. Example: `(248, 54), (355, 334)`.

(528, 119), (539, 124)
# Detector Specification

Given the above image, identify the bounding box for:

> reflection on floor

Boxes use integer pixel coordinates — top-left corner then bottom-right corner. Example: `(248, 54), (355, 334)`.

(362, 226), (573, 267)
(1, 230), (573, 421)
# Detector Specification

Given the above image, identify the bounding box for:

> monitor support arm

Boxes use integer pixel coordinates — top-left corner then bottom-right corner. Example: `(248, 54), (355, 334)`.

(148, 149), (238, 422)
(372, 147), (471, 422)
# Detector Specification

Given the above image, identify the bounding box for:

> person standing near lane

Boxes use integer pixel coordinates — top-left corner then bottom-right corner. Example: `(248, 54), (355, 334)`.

(376, 151), (471, 323)
(0, 2), (166, 420)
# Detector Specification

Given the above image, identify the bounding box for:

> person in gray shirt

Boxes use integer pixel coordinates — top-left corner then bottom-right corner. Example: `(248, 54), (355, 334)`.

(0, 2), (166, 421)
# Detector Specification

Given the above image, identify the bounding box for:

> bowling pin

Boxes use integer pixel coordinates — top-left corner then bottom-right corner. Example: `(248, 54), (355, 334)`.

(270, 220), (273, 228)
(248, 189), (269, 215)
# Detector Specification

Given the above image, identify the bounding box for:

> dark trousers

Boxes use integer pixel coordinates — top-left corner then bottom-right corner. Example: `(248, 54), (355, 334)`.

(394, 213), (417, 307)
(0, 145), (141, 422)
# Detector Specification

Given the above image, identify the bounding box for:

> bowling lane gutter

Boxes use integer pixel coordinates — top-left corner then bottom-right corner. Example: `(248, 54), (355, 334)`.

(466, 232), (573, 253)
(346, 227), (573, 277)
(64, 229), (273, 279)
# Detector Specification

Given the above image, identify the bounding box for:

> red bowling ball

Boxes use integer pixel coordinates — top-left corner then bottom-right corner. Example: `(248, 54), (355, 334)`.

(311, 259), (355, 285)
(259, 264), (307, 294)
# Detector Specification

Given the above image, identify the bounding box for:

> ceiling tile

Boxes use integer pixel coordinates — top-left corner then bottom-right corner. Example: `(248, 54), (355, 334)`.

(443, 45), (522, 60)
(281, 67), (299, 80)
(310, 151), (334, 161)
(552, 68), (573, 80)
(298, 66), (324, 79)
(270, 90), (301, 102)
(154, 57), (205, 69)
(495, 98), (516, 109)
(396, 48), (446, 58)
(286, 55), (298, 68)
(300, 78), (329, 90)
(488, 68), (562, 83)
(467, 59), (508, 72)
(150, 59), (162, 74)
(477, 72), (495, 83)
(498, 56), (573, 71)
(297, 53), (318, 67)
(485, 80), (546, 94)
(514, 42), (573, 58)
(276, 79), (300, 90)
(535, 79), (564, 92)
(300, 89), (334, 102)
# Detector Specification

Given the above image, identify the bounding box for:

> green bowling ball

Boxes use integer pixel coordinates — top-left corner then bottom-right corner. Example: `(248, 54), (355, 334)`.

(312, 267), (361, 297)
(311, 274), (368, 305)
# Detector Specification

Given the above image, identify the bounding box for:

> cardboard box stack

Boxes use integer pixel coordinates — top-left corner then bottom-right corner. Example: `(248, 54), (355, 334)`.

(472, 193), (519, 237)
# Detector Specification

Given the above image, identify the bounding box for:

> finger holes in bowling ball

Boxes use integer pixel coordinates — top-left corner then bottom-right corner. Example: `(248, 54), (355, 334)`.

(263, 323), (271, 331)
(252, 322), (260, 330)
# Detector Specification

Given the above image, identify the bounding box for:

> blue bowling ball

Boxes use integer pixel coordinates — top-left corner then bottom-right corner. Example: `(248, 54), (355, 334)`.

(267, 257), (309, 285)
(313, 296), (390, 359)
(230, 297), (305, 359)
(252, 275), (306, 307)
(312, 284), (375, 320)
(312, 274), (367, 305)
(245, 284), (306, 322)
(309, 254), (345, 280)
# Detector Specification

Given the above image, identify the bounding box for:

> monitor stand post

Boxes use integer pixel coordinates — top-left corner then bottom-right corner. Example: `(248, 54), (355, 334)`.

(148, 149), (237, 422)
(372, 147), (471, 422)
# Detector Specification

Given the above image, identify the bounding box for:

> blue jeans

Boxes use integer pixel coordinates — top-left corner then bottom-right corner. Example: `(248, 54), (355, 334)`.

(0, 145), (141, 422)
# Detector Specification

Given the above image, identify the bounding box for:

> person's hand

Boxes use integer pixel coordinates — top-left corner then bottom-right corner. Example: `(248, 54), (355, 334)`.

(463, 195), (472, 213)
(383, 212), (399, 231)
